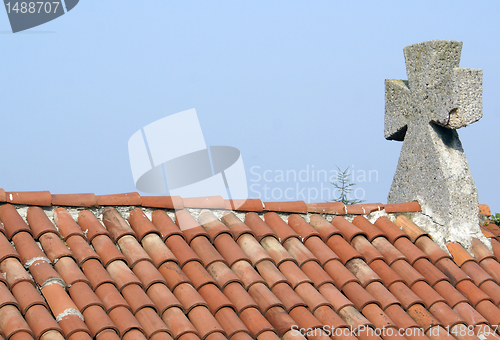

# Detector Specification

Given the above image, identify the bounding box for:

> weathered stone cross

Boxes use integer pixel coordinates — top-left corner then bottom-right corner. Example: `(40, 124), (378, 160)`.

(385, 40), (483, 247)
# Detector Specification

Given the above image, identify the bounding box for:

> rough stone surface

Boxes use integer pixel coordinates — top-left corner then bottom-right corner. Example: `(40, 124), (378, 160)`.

(385, 40), (484, 249)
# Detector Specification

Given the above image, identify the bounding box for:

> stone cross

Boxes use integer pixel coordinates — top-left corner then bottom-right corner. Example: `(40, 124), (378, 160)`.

(385, 40), (483, 247)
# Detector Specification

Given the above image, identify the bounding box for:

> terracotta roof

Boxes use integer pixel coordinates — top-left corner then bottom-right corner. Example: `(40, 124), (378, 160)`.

(0, 191), (497, 340)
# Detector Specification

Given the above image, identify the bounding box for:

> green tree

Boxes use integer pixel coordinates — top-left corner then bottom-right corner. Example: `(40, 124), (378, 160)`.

(331, 166), (365, 205)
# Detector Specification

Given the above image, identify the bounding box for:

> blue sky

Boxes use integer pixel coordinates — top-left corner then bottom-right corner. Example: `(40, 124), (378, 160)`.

(1, 2), (499, 212)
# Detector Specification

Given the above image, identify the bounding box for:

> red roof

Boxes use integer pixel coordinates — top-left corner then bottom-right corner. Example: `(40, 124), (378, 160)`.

(0, 190), (497, 340)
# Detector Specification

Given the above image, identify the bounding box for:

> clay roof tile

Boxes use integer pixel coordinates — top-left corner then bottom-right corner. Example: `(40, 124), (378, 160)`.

(396, 215), (429, 242)
(0, 232), (20, 263)
(128, 208), (161, 242)
(263, 212), (299, 244)
(470, 238), (497, 262)
(393, 237), (429, 265)
(224, 199), (263, 212)
(263, 201), (307, 214)
(345, 203), (384, 215)
(373, 216), (408, 244)
(96, 192), (141, 206)
(384, 201), (421, 213)
(270, 282), (307, 312)
(325, 235), (363, 265)
(220, 212), (254, 241)
(351, 216), (385, 241)
(244, 213), (276, 242)
(305, 202), (345, 214)
(308, 215), (342, 243)
(369, 259), (404, 287)
(198, 210), (232, 242)
(490, 238), (500, 259)
(302, 236), (340, 266)
(140, 196), (183, 209)
(102, 207), (137, 242)
(414, 237), (451, 264)
(350, 236), (384, 264)
(91, 235), (126, 267)
(286, 215), (320, 242)
(331, 216), (367, 243)
(175, 210), (209, 244)
(371, 237), (406, 265)
(0, 204), (33, 239)
(183, 196), (225, 209)
(446, 242), (475, 267)
(51, 194), (97, 207)
(6, 191), (52, 206)
(26, 206), (59, 239)
(479, 204), (491, 215)
(53, 208), (86, 240)
(151, 210), (185, 241)
(77, 210), (111, 242)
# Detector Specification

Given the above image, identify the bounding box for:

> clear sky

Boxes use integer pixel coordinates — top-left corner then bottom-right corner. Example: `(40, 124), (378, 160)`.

(1, 2), (499, 212)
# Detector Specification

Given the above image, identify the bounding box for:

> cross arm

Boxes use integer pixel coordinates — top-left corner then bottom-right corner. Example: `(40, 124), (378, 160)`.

(385, 79), (411, 141)
(431, 68), (483, 129)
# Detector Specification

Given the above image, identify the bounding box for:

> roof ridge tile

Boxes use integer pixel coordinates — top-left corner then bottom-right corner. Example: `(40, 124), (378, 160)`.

(5, 191), (52, 206)
(51, 194), (97, 207)
(96, 192), (141, 206)
(183, 196), (225, 210)
(384, 201), (422, 213)
(224, 199), (263, 212)
(345, 203), (384, 215)
(305, 202), (345, 214)
(263, 201), (307, 214)
(140, 196), (183, 210)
